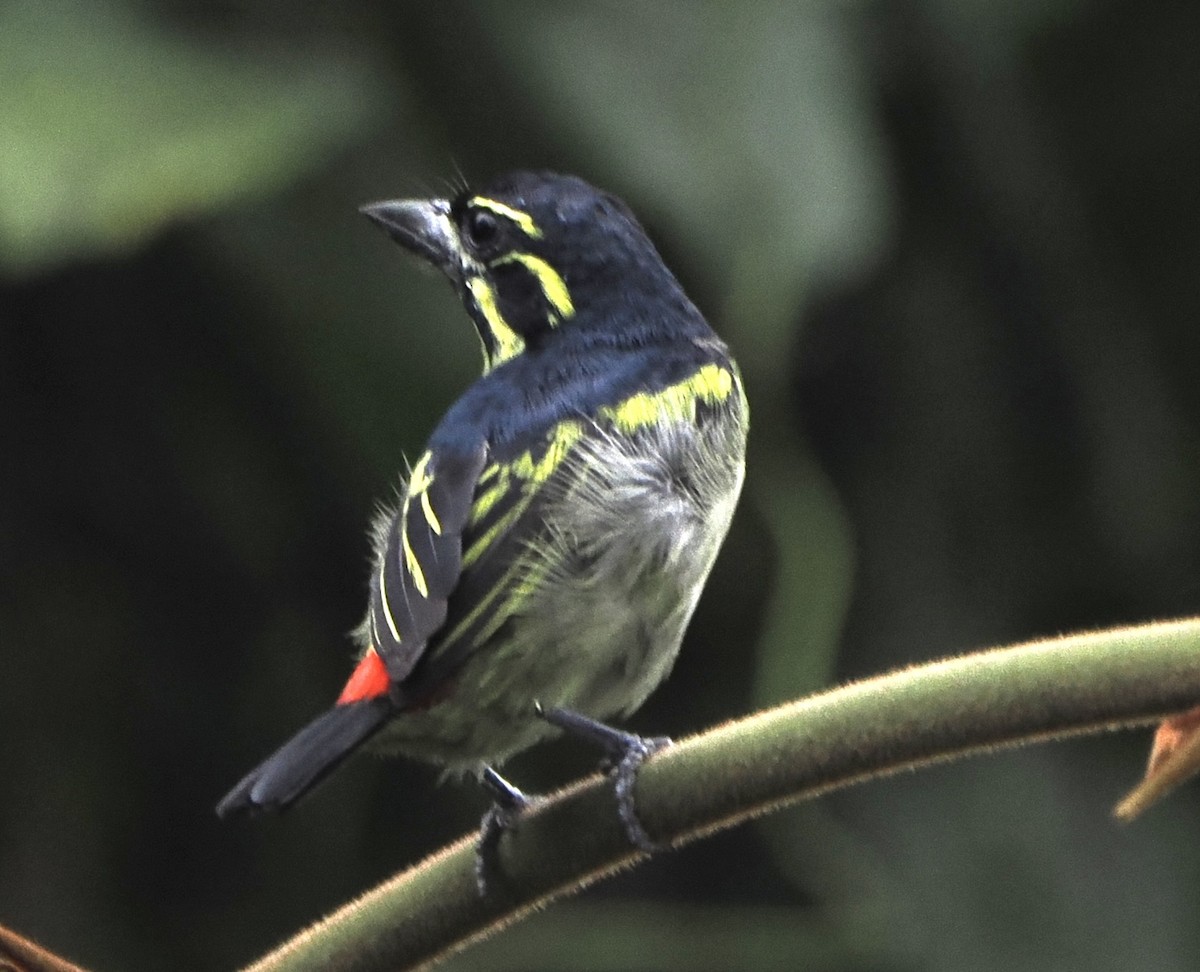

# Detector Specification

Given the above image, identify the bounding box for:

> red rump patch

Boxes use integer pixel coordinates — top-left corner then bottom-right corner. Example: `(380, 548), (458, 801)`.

(337, 650), (390, 704)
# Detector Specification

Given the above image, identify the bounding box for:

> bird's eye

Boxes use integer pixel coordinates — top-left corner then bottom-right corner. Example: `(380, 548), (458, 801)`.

(465, 209), (499, 247)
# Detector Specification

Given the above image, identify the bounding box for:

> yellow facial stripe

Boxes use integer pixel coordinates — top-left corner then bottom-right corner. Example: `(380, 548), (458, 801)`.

(469, 197), (543, 239)
(600, 364), (736, 432)
(467, 277), (524, 368)
(491, 252), (575, 322)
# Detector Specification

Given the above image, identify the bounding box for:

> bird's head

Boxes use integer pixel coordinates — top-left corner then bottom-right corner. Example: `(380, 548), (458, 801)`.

(362, 171), (690, 372)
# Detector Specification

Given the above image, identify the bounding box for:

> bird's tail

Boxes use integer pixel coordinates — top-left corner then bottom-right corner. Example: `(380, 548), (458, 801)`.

(216, 698), (392, 818)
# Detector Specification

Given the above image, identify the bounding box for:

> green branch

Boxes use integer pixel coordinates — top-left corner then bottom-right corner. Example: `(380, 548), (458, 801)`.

(240, 616), (1200, 972)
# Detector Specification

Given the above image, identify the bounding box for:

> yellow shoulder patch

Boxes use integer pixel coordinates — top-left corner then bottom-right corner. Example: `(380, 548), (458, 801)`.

(600, 364), (736, 433)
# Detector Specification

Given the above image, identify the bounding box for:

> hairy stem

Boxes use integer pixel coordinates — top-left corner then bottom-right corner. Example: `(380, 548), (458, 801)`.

(240, 616), (1200, 972)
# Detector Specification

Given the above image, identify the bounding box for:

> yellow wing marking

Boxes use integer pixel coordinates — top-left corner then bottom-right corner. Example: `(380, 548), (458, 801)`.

(469, 196), (543, 239)
(470, 468), (510, 524)
(401, 523), (429, 598)
(408, 452), (434, 493)
(462, 420), (585, 567)
(376, 552), (402, 643)
(406, 452), (442, 536)
(435, 558), (524, 655)
(396, 451), (436, 598)
(462, 501), (527, 570)
(510, 419), (584, 483)
(419, 494), (441, 536)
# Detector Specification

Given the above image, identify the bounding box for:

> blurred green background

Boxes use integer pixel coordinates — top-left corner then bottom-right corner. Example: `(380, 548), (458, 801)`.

(3, 1), (1199, 969)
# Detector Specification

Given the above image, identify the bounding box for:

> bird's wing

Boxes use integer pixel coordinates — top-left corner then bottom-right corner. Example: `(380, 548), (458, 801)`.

(366, 441), (488, 684)
(390, 417), (588, 698)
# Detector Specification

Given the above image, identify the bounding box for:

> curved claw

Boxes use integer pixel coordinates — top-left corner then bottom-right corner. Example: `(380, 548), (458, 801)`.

(538, 705), (672, 852)
(612, 735), (672, 852)
(475, 766), (533, 896)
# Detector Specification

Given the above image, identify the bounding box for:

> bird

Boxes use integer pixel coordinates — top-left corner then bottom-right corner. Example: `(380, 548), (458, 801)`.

(216, 171), (749, 882)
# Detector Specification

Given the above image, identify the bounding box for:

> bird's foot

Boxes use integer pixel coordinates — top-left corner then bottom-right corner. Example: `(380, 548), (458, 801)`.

(476, 766), (535, 896)
(537, 704), (671, 852)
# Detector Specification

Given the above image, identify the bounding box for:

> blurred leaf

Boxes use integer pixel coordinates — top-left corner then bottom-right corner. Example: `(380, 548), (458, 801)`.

(0, 0), (393, 274)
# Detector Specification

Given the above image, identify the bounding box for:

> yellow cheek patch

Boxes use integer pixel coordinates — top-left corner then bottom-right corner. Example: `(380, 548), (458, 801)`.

(467, 276), (525, 368)
(491, 252), (575, 323)
(600, 364), (736, 432)
(469, 197), (543, 239)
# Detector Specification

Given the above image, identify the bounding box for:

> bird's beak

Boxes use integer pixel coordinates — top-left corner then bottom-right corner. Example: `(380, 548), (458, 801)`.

(360, 198), (462, 282)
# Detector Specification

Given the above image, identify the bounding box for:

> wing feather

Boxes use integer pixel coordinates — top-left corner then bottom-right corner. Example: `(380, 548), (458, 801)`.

(397, 420), (587, 696)
(369, 442), (486, 683)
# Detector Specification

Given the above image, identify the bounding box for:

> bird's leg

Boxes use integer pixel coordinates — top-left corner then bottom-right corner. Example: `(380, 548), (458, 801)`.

(537, 704), (671, 852)
(476, 765), (534, 896)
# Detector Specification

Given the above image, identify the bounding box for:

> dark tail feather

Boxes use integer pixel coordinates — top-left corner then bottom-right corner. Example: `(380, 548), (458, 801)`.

(216, 698), (392, 818)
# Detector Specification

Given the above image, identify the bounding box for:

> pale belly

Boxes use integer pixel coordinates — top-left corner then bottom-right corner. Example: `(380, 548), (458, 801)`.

(372, 413), (747, 774)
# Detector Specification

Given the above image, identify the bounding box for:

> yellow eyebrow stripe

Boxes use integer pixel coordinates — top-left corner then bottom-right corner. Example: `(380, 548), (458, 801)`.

(469, 197), (543, 239)
(491, 252), (575, 321)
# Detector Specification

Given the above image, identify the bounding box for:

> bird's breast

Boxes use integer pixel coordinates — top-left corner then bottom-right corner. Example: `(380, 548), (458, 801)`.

(518, 407), (748, 713)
